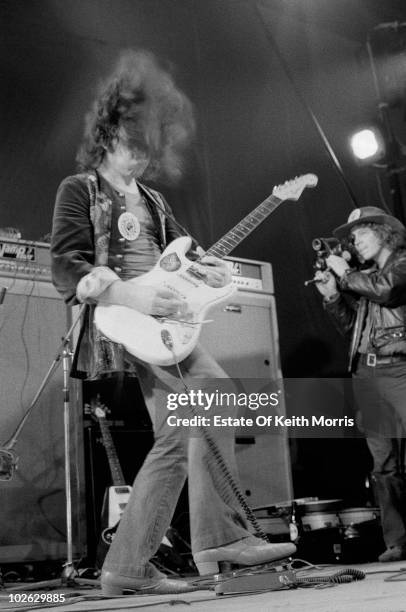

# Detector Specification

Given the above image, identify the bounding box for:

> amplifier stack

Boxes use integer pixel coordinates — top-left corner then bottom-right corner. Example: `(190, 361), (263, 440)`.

(200, 254), (292, 507)
(0, 239), (292, 563)
(0, 237), (86, 564)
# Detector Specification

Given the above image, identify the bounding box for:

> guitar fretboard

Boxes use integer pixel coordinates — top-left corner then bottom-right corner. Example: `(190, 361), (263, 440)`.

(98, 419), (126, 487)
(206, 193), (282, 259)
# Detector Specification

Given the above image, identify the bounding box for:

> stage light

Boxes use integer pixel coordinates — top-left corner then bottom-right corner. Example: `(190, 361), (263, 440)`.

(349, 127), (386, 163)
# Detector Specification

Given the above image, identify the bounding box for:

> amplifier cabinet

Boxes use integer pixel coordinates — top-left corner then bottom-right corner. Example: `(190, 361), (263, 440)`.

(0, 277), (86, 563)
(200, 257), (292, 508)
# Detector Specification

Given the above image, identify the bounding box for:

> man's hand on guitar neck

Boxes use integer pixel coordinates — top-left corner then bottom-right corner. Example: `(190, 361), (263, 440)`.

(195, 247), (232, 288)
(98, 281), (187, 317)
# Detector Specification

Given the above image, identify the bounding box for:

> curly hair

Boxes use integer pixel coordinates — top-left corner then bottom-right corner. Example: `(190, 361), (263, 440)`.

(351, 222), (406, 251)
(76, 49), (195, 182)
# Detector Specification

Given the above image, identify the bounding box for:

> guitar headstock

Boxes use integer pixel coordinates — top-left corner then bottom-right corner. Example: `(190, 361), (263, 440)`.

(273, 174), (318, 201)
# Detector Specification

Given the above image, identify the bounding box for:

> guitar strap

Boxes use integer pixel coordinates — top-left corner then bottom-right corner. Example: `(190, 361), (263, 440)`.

(139, 183), (199, 248)
(138, 182), (168, 248)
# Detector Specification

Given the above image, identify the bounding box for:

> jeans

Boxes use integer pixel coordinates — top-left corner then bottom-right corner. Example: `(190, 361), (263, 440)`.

(102, 344), (251, 578)
(353, 361), (406, 548)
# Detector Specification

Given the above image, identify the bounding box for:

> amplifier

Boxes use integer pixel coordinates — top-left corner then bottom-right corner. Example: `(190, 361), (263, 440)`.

(199, 256), (292, 507)
(0, 240), (86, 563)
(225, 255), (273, 294)
(0, 237), (52, 282)
(0, 238), (273, 292)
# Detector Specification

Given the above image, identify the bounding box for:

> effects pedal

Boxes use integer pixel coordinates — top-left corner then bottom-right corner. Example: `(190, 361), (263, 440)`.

(214, 559), (296, 595)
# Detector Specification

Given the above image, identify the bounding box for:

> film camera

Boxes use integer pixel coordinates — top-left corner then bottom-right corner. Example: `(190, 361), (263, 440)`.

(304, 237), (355, 286)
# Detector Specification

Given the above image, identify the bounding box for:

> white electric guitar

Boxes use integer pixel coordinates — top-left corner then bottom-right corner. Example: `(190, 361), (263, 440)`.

(88, 398), (132, 545)
(95, 174), (318, 366)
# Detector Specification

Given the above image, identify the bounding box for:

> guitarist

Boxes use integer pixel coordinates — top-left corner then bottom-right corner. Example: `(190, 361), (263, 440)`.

(51, 49), (295, 596)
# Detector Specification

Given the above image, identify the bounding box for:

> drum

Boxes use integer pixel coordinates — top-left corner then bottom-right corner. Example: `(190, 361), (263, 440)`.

(255, 516), (290, 537)
(301, 499), (343, 513)
(338, 507), (383, 563)
(301, 499), (343, 532)
(288, 499), (344, 563)
(302, 511), (341, 532)
(338, 507), (380, 527)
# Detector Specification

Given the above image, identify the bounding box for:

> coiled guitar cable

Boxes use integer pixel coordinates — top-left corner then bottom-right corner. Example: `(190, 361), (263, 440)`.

(294, 567), (365, 586)
(161, 329), (271, 543)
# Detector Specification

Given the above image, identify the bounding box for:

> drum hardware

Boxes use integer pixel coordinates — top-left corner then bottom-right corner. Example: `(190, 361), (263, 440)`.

(289, 501), (301, 543)
(343, 524), (360, 540)
(290, 499), (344, 542)
(300, 506), (382, 564)
(339, 507), (383, 562)
(339, 509), (381, 545)
(253, 498), (344, 543)
(254, 499), (383, 564)
(299, 503), (343, 563)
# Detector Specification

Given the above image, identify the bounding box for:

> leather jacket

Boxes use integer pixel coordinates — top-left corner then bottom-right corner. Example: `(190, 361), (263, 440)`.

(325, 248), (406, 371)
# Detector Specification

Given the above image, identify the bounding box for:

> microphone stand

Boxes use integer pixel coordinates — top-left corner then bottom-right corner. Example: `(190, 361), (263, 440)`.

(3, 303), (99, 591)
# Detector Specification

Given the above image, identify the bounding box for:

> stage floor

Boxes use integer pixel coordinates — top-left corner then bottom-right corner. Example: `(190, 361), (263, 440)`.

(0, 561), (406, 612)
(1, 560), (405, 612)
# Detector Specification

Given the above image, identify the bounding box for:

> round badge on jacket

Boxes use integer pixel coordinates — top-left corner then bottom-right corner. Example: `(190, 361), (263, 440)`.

(118, 212), (140, 241)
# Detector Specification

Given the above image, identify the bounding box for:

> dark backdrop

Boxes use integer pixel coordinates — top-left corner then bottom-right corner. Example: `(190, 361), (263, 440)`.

(2, 0), (406, 503)
(2, 0), (406, 376)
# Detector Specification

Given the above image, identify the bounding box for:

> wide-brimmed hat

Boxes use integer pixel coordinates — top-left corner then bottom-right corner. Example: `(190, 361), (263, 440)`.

(333, 206), (405, 240)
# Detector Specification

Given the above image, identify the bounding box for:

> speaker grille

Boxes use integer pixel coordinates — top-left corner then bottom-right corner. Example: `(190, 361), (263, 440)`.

(200, 279), (292, 508)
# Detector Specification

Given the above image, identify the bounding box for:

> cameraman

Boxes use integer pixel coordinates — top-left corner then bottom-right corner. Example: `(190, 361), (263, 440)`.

(314, 206), (406, 562)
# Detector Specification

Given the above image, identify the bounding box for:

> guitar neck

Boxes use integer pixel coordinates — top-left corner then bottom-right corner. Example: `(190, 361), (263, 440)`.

(206, 193), (282, 259)
(98, 419), (126, 487)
